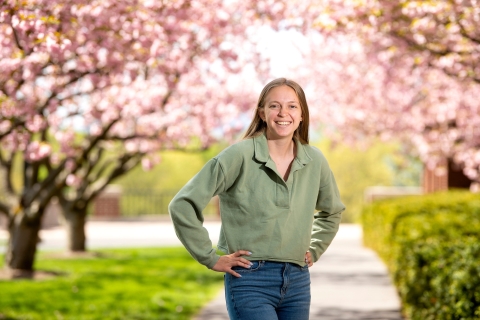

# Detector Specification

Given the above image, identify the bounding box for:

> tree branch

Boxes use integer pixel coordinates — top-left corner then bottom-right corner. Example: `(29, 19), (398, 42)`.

(82, 150), (112, 184)
(161, 71), (181, 108)
(83, 147), (105, 179)
(458, 22), (480, 45)
(0, 202), (10, 216)
(77, 118), (120, 167)
(86, 154), (142, 203)
(24, 116), (120, 209)
(38, 70), (101, 115)
(0, 149), (17, 195)
(37, 178), (64, 211)
(23, 158), (68, 208)
(453, 1), (480, 45)
(69, 147), (106, 202)
(9, 14), (25, 53)
(0, 117), (27, 140)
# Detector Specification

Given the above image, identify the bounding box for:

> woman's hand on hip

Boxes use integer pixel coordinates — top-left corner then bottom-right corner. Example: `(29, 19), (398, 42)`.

(212, 250), (252, 278)
(305, 251), (313, 267)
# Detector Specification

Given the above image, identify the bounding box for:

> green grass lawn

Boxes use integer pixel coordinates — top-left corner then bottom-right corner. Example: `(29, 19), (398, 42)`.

(0, 247), (224, 320)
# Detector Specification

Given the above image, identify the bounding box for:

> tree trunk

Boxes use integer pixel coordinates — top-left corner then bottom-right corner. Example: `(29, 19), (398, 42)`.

(64, 206), (87, 252)
(4, 212), (42, 275)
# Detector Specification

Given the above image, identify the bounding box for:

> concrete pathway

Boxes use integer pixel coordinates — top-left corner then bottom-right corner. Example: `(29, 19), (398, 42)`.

(0, 219), (220, 253)
(0, 221), (403, 319)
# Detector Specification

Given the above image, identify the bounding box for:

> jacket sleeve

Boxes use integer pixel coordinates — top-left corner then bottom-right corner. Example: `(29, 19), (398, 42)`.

(309, 161), (345, 262)
(168, 158), (226, 269)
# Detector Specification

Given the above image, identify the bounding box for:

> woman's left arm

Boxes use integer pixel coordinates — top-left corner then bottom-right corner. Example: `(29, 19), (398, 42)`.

(309, 162), (345, 263)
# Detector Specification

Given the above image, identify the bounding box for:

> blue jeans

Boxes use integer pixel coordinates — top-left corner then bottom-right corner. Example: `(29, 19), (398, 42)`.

(224, 261), (311, 320)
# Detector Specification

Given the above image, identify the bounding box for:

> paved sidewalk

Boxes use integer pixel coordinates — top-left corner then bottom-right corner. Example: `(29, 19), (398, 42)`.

(0, 219), (221, 253)
(0, 222), (403, 319)
(194, 224), (404, 320)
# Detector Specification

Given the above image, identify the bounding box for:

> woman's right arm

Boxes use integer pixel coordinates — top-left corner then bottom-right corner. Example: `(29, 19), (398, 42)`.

(169, 154), (253, 276)
(168, 158), (226, 269)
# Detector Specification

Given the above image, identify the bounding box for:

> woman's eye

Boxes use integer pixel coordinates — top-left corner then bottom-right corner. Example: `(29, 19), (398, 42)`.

(290, 105), (297, 108)
(270, 105), (279, 108)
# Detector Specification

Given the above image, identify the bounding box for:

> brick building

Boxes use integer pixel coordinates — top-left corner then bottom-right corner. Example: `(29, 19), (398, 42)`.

(423, 158), (473, 193)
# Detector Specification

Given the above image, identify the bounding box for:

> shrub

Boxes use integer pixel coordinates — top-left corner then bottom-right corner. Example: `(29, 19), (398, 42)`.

(362, 190), (480, 319)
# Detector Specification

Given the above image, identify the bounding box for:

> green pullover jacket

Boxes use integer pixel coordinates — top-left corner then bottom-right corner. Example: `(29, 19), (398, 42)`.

(168, 133), (345, 269)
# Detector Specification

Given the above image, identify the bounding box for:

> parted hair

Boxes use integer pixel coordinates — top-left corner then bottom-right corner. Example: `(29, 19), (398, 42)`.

(243, 78), (309, 144)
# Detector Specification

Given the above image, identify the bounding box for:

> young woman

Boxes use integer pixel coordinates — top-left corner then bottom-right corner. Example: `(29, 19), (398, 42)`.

(169, 78), (345, 320)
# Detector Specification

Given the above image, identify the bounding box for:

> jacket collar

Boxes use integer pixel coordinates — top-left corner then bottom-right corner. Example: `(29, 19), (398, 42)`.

(253, 132), (312, 165)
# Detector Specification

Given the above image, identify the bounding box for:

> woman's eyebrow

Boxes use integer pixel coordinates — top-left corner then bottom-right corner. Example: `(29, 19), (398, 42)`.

(269, 100), (299, 104)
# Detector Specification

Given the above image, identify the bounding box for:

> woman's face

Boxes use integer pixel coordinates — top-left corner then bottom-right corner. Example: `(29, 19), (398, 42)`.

(259, 85), (302, 141)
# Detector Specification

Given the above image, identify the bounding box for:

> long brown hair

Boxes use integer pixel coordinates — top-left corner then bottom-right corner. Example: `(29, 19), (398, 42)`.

(243, 78), (310, 144)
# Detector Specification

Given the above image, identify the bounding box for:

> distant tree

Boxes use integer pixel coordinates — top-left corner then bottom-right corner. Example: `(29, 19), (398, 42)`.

(314, 138), (420, 223)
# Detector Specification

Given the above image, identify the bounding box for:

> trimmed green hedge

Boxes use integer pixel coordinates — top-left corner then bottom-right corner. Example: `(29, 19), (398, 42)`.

(362, 190), (480, 320)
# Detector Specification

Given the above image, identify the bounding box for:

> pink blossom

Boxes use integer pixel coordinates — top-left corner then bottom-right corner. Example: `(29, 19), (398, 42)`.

(25, 141), (51, 162)
(25, 115), (46, 132)
(66, 174), (82, 187)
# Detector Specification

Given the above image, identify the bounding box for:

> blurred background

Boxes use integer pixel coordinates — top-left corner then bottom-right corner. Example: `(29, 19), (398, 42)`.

(0, 0), (479, 319)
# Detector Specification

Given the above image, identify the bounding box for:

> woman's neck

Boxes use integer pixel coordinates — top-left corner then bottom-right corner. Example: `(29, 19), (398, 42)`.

(266, 134), (296, 160)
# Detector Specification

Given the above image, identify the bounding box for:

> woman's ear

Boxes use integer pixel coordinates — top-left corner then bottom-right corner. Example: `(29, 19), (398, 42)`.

(258, 109), (265, 121)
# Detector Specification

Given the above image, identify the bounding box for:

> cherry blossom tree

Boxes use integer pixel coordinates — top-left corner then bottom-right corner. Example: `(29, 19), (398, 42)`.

(301, 34), (479, 183)
(0, 0), (282, 274)
(283, 0), (480, 187)
(300, 0), (480, 82)
(4, 0), (478, 276)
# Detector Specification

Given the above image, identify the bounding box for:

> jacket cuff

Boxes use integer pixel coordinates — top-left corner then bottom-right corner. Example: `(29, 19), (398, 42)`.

(309, 246), (320, 263)
(205, 254), (221, 269)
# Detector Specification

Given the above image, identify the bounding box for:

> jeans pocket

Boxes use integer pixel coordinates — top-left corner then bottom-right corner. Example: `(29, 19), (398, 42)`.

(231, 260), (264, 273)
